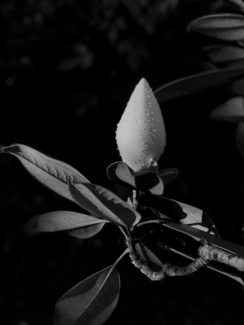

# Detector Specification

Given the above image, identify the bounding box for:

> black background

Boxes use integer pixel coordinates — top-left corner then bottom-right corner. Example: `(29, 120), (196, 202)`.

(1, 0), (244, 324)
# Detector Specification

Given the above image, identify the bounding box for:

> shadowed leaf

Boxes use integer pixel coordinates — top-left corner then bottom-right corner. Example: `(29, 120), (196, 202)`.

(159, 168), (179, 184)
(134, 170), (164, 195)
(222, 0), (244, 13)
(160, 221), (244, 258)
(188, 14), (244, 41)
(29, 211), (107, 238)
(154, 68), (244, 102)
(55, 265), (120, 325)
(3, 144), (89, 202)
(203, 45), (244, 62)
(68, 177), (141, 227)
(210, 97), (244, 122)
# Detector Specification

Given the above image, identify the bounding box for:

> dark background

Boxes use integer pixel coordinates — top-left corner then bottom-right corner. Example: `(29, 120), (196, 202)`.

(1, 0), (244, 324)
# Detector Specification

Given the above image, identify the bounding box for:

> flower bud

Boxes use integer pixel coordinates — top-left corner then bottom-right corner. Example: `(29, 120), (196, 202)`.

(116, 78), (166, 172)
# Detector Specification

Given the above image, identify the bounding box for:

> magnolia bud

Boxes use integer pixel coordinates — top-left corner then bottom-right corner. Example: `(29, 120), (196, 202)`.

(116, 78), (166, 172)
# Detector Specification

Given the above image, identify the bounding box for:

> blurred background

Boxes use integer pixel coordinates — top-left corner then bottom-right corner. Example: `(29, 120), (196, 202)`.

(1, 0), (244, 324)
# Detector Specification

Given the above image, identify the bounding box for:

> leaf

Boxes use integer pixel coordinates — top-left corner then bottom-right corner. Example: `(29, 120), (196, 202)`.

(154, 67), (244, 103)
(68, 177), (141, 227)
(222, 0), (244, 14)
(55, 265), (120, 325)
(106, 162), (136, 188)
(144, 196), (218, 235)
(203, 45), (244, 63)
(3, 144), (89, 202)
(135, 243), (164, 270)
(236, 120), (244, 158)
(210, 97), (244, 122)
(29, 211), (108, 238)
(160, 221), (244, 258)
(157, 242), (244, 285)
(159, 168), (179, 185)
(187, 14), (244, 41)
(107, 161), (164, 195)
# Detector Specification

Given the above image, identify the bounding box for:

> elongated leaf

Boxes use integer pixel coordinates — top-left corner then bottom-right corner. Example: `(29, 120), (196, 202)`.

(210, 97), (244, 122)
(160, 221), (244, 258)
(3, 144), (89, 202)
(222, 0), (244, 14)
(157, 242), (244, 285)
(30, 211), (107, 237)
(203, 45), (244, 63)
(135, 243), (164, 270)
(144, 196), (218, 235)
(55, 265), (120, 325)
(154, 67), (244, 102)
(188, 14), (244, 41)
(68, 177), (141, 227)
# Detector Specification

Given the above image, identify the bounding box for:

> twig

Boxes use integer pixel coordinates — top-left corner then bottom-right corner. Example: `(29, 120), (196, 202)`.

(198, 240), (244, 272)
(126, 236), (210, 281)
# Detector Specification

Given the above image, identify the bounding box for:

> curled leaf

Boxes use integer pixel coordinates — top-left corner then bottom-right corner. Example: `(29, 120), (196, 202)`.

(55, 265), (120, 325)
(68, 177), (141, 227)
(188, 14), (244, 41)
(159, 168), (179, 185)
(3, 144), (89, 202)
(210, 97), (244, 122)
(107, 161), (164, 195)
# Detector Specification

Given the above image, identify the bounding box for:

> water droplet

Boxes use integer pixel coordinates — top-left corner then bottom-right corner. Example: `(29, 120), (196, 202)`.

(133, 127), (137, 132)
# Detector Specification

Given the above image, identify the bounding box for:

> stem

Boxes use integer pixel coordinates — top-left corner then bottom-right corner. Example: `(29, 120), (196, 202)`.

(198, 240), (244, 272)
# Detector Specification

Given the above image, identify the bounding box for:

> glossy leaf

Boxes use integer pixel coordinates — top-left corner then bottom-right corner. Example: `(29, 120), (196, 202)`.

(203, 45), (244, 63)
(135, 243), (164, 270)
(210, 97), (244, 122)
(236, 120), (244, 158)
(157, 242), (244, 285)
(159, 168), (179, 185)
(55, 265), (120, 325)
(222, 0), (244, 13)
(188, 14), (244, 41)
(144, 196), (218, 235)
(154, 67), (244, 103)
(68, 177), (141, 227)
(30, 211), (107, 238)
(3, 144), (89, 203)
(160, 221), (244, 258)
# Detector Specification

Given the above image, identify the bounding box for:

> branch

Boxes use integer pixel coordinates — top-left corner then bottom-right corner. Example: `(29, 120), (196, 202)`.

(198, 241), (244, 272)
(126, 237), (210, 280)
